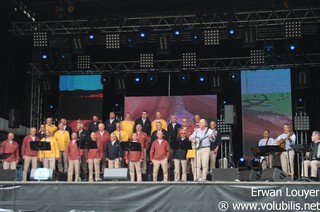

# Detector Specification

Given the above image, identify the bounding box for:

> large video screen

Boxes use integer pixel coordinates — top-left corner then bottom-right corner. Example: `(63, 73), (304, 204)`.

(125, 95), (217, 123)
(241, 69), (292, 158)
(59, 75), (103, 131)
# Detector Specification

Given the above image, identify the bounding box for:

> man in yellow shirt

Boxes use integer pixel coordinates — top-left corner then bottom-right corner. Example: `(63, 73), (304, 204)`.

(121, 112), (135, 138)
(44, 117), (57, 135)
(38, 130), (60, 170)
(151, 111), (168, 133)
(54, 122), (70, 173)
(113, 122), (129, 142)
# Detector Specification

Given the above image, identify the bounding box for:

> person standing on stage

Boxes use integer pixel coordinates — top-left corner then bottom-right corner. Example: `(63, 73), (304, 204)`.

(36, 124), (46, 140)
(67, 132), (82, 182)
(106, 133), (123, 168)
(172, 129), (190, 181)
(104, 112), (119, 134)
(125, 133), (144, 182)
(113, 122), (129, 142)
(135, 110), (152, 136)
(274, 124), (296, 176)
(44, 117), (57, 135)
(121, 112), (135, 139)
(95, 123), (110, 169)
(190, 119), (214, 182)
(190, 114), (201, 131)
(150, 122), (168, 146)
(178, 118), (193, 138)
(61, 118), (73, 139)
(21, 128), (40, 181)
(150, 131), (170, 182)
(209, 120), (221, 171)
(302, 131), (320, 180)
(258, 130), (275, 170)
(77, 121), (89, 181)
(0, 132), (19, 170)
(135, 124), (149, 174)
(54, 122), (70, 173)
(38, 130), (60, 170)
(87, 132), (102, 182)
(168, 115), (181, 144)
(151, 111), (168, 133)
(88, 115), (100, 133)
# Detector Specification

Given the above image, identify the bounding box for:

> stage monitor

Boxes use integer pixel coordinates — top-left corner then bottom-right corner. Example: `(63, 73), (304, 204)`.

(103, 168), (129, 181)
(30, 168), (55, 181)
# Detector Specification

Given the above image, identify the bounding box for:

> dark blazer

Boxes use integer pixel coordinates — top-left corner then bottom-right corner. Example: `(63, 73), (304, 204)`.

(135, 118), (152, 136)
(65, 125), (73, 138)
(210, 129), (222, 150)
(36, 132), (46, 140)
(106, 140), (123, 160)
(104, 119), (119, 134)
(88, 121), (100, 133)
(168, 122), (182, 143)
(77, 130), (89, 143)
(172, 137), (191, 160)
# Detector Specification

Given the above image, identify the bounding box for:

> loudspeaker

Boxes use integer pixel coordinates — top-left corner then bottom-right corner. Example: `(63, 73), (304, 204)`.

(30, 168), (55, 181)
(239, 170), (261, 181)
(8, 108), (21, 128)
(0, 170), (17, 181)
(260, 168), (288, 182)
(224, 105), (235, 124)
(103, 168), (129, 181)
(211, 168), (239, 181)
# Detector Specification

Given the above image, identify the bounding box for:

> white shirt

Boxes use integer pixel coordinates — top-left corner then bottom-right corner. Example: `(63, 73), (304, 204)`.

(111, 140), (116, 146)
(274, 133), (296, 150)
(190, 128), (214, 147)
(110, 119), (114, 123)
(9, 140), (13, 146)
(258, 138), (275, 146)
(142, 118), (146, 124)
(31, 136), (35, 141)
(45, 138), (50, 142)
(172, 123), (177, 129)
(158, 139), (163, 145)
(100, 131), (104, 137)
(72, 140), (77, 145)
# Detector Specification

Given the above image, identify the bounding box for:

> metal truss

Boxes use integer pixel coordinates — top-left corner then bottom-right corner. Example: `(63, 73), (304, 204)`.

(28, 53), (320, 75)
(30, 48), (43, 128)
(11, 7), (320, 36)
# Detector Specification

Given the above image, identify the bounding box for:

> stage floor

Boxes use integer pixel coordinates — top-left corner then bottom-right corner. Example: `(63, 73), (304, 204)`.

(1, 181), (320, 212)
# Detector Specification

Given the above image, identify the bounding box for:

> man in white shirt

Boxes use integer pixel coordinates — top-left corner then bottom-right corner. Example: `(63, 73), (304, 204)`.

(258, 130), (275, 170)
(302, 131), (320, 180)
(274, 124), (296, 176)
(190, 119), (214, 182)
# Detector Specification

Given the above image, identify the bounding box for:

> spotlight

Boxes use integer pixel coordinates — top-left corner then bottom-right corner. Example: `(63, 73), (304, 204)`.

(33, 32), (48, 47)
(182, 53), (197, 68)
(286, 41), (298, 56)
(127, 37), (136, 48)
(140, 54), (154, 68)
(223, 100), (227, 105)
(157, 35), (170, 55)
(191, 31), (201, 44)
(132, 76), (143, 85)
(100, 73), (111, 86)
(264, 41), (274, 57)
(138, 28), (149, 41)
(251, 158), (260, 171)
(250, 49), (265, 65)
(228, 72), (239, 83)
(227, 24), (237, 39)
(77, 55), (91, 70)
(179, 74), (189, 85)
(173, 27), (183, 40)
(88, 34), (95, 40)
(41, 54), (48, 60)
(147, 75), (158, 86)
(238, 157), (247, 170)
(197, 73), (207, 84)
(285, 21), (301, 38)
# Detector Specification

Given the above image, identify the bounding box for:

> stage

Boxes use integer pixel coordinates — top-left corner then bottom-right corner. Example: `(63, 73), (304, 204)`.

(1, 181), (320, 212)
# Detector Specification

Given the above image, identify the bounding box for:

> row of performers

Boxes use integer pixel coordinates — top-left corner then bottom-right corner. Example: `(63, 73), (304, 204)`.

(0, 118), (221, 182)
(258, 124), (320, 180)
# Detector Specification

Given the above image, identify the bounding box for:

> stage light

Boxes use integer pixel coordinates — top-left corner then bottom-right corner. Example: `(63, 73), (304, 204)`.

(191, 31), (201, 44)
(157, 35), (170, 55)
(77, 55), (91, 70)
(204, 30), (219, 45)
(210, 72), (222, 93)
(197, 73), (207, 84)
(251, 158), (260, 171)
(100, 73), (111, 86)
(285, 21), (301, 38)
(140, 54), (154, 68)
(106, 34), (120, 49)
(41, 54), (48, 60)
(88, 34), (95, 40)
(238, 157), (247, 170)
(242, 27), (257, 48)
(33, 32), (48, 47)
(173, 27), (183, 40)
(127, 37), (136, 48)
(228, 72), (239, 83)
(132, 75), (143, 85)
(250, 49), (265, 65)
(182, 53), (197, 68)
(286, 41), (298, 56)
(227, 24), (237, 39)
(147, 75), (158, 86)
(264, 41), (274, 57)
(223, 100), (227, 105)
(71, 36), (84, 54)
(49, 105), (53, 109)
(179, 74), (190, 85)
